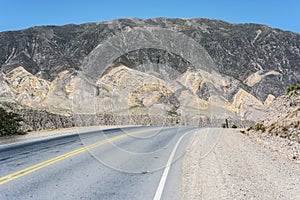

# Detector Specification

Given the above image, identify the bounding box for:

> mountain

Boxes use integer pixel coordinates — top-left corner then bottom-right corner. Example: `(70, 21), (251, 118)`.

(0, 18), (299, 129)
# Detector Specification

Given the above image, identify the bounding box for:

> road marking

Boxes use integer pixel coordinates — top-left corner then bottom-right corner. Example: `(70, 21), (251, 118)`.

(0, 127), (160, 185)
(153, 129), (197, 200)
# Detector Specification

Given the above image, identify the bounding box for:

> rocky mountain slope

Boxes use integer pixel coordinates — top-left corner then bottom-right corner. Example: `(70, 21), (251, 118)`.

(245, 88), (300, 162)
(0, 18), (299, 128)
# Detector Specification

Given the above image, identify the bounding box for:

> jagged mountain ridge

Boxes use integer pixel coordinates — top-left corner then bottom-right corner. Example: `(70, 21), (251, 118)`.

(0, 18), (299, 127)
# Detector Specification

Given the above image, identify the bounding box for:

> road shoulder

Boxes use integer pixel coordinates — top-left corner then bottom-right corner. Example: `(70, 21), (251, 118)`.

(180, 128), (300, 199)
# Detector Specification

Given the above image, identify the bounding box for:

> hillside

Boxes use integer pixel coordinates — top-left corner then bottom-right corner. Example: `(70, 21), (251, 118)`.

(245, 88), (300, 162)
(0, 18), (300, 129)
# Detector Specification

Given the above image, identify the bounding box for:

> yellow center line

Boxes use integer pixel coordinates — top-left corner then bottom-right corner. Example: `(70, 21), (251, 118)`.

(0, 127), (160, 185)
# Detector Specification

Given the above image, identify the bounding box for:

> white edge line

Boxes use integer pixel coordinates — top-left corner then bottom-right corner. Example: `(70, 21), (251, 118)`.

(153, 129), (198, 200)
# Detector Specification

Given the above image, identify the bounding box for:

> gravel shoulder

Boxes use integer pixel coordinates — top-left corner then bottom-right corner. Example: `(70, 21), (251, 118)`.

(181, 128), (300, 200)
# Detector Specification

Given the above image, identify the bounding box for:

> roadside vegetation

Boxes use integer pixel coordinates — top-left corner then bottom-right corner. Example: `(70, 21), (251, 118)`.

(0, 107), (25, 136)
(286, 81), (300, 95)
(247, 123), (266, 132)
(222, 118), (238, 128)
(166, 107), (179, 117)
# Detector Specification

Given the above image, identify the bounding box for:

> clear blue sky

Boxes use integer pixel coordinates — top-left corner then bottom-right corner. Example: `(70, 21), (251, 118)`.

(1, 0), (299, 33)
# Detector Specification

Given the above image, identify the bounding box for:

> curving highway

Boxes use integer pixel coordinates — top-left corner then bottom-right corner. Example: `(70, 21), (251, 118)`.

(0, 126), (199, 200)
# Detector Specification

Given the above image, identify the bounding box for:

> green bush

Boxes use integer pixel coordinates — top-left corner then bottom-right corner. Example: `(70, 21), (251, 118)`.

(0, 107), (25, 136)
(251, 123), (266, 132)
(286, 82), (300, 94)
(166, 108), (179, 117)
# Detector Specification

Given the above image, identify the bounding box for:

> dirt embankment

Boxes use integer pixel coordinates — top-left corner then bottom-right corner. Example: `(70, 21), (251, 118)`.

(244, 92), (300, 161)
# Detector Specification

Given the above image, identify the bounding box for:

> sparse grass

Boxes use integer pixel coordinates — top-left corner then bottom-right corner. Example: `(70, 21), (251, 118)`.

(269, 123), (276, 132)
(129, 105), (140, 110)
(250, 123), (266, 132)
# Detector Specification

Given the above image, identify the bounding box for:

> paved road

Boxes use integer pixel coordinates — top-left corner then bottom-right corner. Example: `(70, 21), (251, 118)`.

(0, 126), (198, 200)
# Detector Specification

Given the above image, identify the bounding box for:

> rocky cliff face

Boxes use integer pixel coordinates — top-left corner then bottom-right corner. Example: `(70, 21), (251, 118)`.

(0, 18), (299, 128)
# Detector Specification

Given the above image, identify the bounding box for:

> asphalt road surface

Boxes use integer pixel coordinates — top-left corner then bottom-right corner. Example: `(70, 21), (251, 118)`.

(0, 126), (198, 200)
